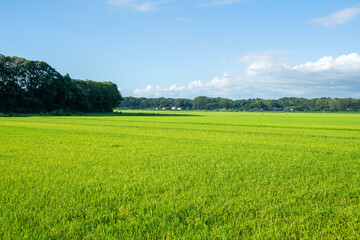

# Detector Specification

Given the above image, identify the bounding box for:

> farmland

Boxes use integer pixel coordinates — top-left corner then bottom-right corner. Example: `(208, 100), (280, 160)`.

(1, 111), (360, 239)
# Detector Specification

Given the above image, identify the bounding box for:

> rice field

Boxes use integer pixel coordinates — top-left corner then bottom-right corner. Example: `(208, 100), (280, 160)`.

(1, 111), (360, 239)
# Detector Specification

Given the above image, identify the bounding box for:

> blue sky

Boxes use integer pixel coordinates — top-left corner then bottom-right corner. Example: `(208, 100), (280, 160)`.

(1, 0), (360, 99)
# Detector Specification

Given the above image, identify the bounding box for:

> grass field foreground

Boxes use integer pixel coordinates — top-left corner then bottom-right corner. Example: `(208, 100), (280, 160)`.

(1, 111), (360, 239)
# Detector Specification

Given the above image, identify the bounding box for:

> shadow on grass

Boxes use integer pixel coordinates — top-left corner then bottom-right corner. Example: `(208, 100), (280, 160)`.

(0, 111), (198, 117)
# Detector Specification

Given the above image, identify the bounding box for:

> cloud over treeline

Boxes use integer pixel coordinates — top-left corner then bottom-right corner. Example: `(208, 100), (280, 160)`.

(133, 52), (360, 99)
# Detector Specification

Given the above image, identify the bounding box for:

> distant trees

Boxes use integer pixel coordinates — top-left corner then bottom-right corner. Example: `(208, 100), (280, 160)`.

(0, 54), (122, 113)
(119, 96), (360, 112)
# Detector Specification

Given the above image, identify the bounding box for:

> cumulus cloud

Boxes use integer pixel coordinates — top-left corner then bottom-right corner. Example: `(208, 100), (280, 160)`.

(133, 52), (360, 99)
(133, 74), (233, 98)
(310, 5), (360, 27)
(134, 84), (186, 97)
(106, 0), (167, 11)
(292, 53), (360, 72)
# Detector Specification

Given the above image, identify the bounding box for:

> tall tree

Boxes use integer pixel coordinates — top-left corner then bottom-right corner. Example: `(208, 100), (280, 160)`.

(0, 54), (123, 113)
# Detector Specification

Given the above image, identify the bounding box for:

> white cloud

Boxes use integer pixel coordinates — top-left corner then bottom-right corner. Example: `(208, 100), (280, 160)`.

(188, 80), (202, 89)
(107, 0), (244, 11)
(310, 5), (360, 27)
(134, 74), (232, 98)
(168, 84), (185, 91)
(230, 49), (288, 76)
(199, 0), (243, 7)
(133, 52), (360, 99)
(292, 53), (360, 72)
(207, 0), (243, 6)
(134, 84), (185, 97)
(106, 0), (167, 12)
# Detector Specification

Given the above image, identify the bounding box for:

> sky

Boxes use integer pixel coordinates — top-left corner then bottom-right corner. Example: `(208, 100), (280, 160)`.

(1, 0), (360, 99)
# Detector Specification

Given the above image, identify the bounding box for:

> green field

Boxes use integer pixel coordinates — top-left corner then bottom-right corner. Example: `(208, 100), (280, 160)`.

(1, 111), (360, 239)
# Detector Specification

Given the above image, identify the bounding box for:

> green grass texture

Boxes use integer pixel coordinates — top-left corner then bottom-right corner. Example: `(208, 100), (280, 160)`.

(1, 111), (360, 239)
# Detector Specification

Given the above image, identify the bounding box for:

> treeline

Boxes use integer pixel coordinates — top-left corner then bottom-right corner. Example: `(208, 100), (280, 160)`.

(120, 96), (360, 112)
(0, 54), (122, 113)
